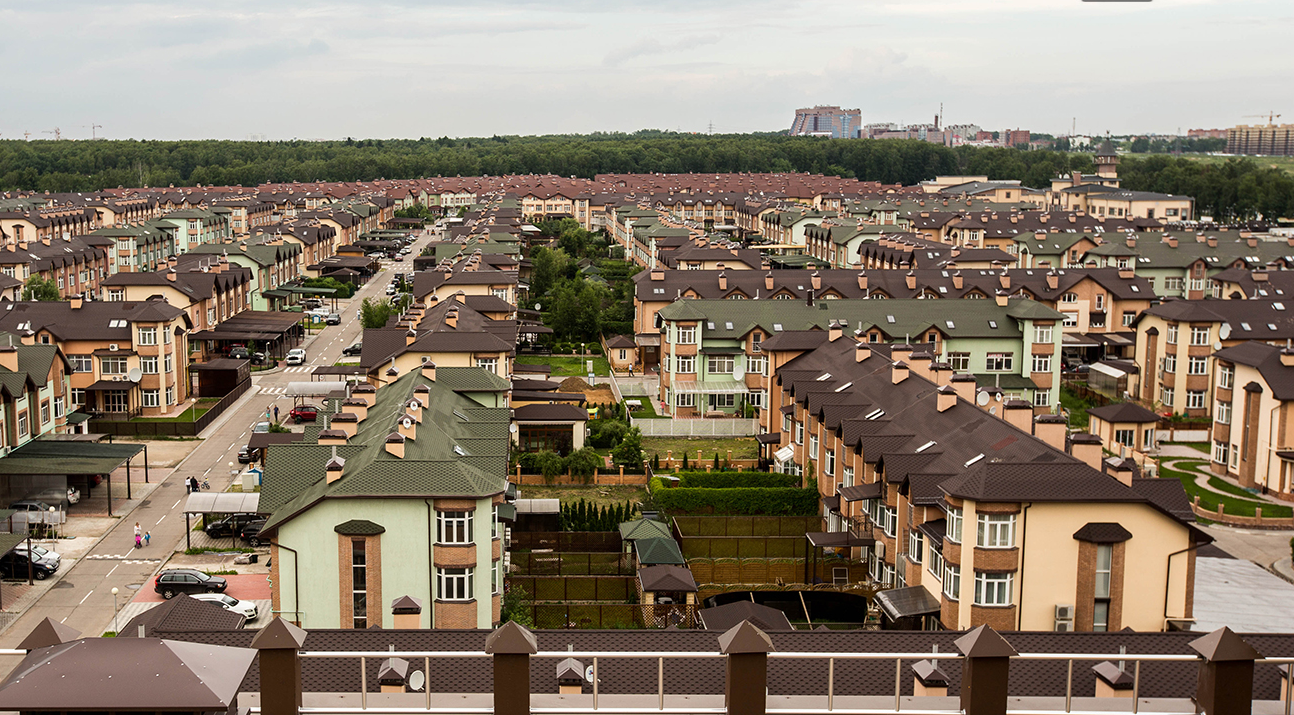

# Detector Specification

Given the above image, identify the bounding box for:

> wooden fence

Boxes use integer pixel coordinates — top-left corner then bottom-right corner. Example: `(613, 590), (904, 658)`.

(687, 558), (870, 586)
(525, 602), (697, 629)
(673, 515), (819, 537)
(509, 531), (622, 552)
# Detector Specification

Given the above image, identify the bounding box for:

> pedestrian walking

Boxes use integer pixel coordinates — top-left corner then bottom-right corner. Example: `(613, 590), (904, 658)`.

(134, 522), (141, 539)
(274, 405), (280, 422)
(144, 531), (151, 547)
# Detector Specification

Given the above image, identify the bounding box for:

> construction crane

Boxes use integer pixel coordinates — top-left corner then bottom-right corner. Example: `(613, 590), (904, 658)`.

(41, 128), (61, 141)
(22, 131), (31, 141)
(1243, 112), (1283, 126)
(81, 124), (103, 140)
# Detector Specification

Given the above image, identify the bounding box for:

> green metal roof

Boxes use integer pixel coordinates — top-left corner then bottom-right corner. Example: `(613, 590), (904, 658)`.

(618, 519), (671, 541)
(0, 440), (143, 475)
(634, 537), (685, 566)
(435, 367), (511, 392)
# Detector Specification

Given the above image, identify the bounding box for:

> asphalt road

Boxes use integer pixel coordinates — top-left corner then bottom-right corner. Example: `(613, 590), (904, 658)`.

(0, 229), (432, 656)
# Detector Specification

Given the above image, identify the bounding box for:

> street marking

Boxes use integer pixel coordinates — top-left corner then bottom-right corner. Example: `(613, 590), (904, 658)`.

(106, 564), (118, 577)
(155, 514), (166, 525)
(173, 499), (182, 509)
(79, 590), (93, 605)
(85, 555), (163, 563)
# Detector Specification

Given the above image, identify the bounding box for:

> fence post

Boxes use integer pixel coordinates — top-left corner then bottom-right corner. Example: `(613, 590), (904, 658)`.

(485, 620), (538, 715)
(718, 620), (774, 715)
(953, 625), (1016, 715)
(1190, 627), (1261, 715)
(252, 617), (309, 715)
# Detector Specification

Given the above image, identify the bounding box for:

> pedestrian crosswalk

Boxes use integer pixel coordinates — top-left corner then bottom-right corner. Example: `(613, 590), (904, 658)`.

(258, 386), (286, 395)
(282, 366), (313, 373)
(86, 554), (163, 563)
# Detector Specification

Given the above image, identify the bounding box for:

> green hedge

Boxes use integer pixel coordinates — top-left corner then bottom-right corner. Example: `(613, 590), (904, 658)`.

(649, 477), (818, 516)
(675, 471), (800, 489)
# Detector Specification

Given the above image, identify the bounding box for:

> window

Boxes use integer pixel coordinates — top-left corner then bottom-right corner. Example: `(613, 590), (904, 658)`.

(928, 547), (945, 582)
(942, 564), (961, 599)
(709, 393), (735, 409)
(782, 413), (792, 433)
(1166, 324), (1179, 344)
(1186, 390), (1206, 410)
(1033, 390), (1051, 407)
(946, 506), (963, 544)
(101, 356), (128, 374)
(163, 328), (172, 345)
(707, 355), (734, 374)
(69, 355), (92, 373)
(71, 388), (85, 406)
(618, 349), (626, 361)
(908, 530), (924, 563)
(53, 397), (63, 419)
(1231, 444), (1240, 469)
(1163, 354), (1176, 374)
(746, 391), (764, 408)
(1034, 325), (1052, 344)
(1216, 401), (1231, 425)
(1122, 312), (1136, 327)
(142, 390), (160, 408)
(164, 354), (173, 374)
(166, 385), (174, 405)
(974, 572), (1013, 606)
(207, 308), (215, 325)
(675, 355), (695, 374)
(1190, 326), (1210, 346)
(1219, 365), (1234, 390)
(808, 434), (819, 459)
(748, 354), (767, 375)
(437, 510), (473, 544)
(1093, 543), (1112, 631)
(40, 400), (49, 425)
(1031, 354), (1051, 373)
(947, 352), (970, 371)
(1095, 294), (1106, 310)
(1190, 278), (1206, 292)
(476, 357), (498, 372)
(824, 448), (836, 477)
(795, 421), (804, 445)
(1213, 440), (1228, 464)
(437, 567), (474, 601)
(976, 514), (1015, 548)
(351, 540), (367, 629)
(675, 392), (695, 408)
(1062, 312), (1078, 327)
(1164, 277), (1183, 292)
(843, 466), (854, 488)
(985, 353), (1013, 372)
(137, 327), (157, 345)
(676, 326), (696, 345)
(1061, 292), (1078, 303)
(492, 560), (500, 595)
(1144, 428), (1155, 450)
(108, 289), (124, 302)
(140, 356), (158, 374)
(1188, 356), (1207, 375)
(1160, 386), (1175, 406)
(1114, 429), (1135, 447)
(751, 332), (763, 352)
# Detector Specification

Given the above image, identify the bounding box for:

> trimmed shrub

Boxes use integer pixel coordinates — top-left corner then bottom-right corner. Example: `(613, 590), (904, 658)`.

(675, 471), (800, 489)
(565, 448), (603, 481)
(648, 477), (818, 516)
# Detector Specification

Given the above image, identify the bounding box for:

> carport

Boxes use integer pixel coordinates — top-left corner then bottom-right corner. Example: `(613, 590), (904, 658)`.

(0, 440), (146, 517)
(0, 530), (34, 596)
(181, 492), (263, 551)
(286, 381), (350, 409)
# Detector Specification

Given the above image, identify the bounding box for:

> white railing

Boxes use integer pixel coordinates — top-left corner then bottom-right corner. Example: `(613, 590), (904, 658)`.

(631, 417), (760, 437)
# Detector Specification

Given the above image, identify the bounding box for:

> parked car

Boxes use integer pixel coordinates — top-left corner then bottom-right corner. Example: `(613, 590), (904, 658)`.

(303, 298), (324, 310)
(385, 283), (397, 295)
(228, 346), (250, 360)
(240, 519), (267, 546)
(153, 569), (227, 599)
(252, 421), (271, 433)
(189, 592), (258, 620)
(237, 445), (260, 464)
(9, 500), (56, 513)
(249, 352), (267, 366)
(285, 348), (307, 366)
(325, 313), (341, 325)
(289, 405), (318, 423)
(342, 341), (363, 357)
(14, 543), (59, 568)
(204, 513), (263, 538)
(0, 552), (56, 580)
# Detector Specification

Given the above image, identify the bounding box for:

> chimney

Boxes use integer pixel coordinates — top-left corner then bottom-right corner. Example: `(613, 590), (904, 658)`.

(952, 272), (963, 289)
(1167, 236), (1178, 248)
(950, 373), (976, 404)
(718, 272), (727, 291)
(936, 385), (957, 413)
(318, 429), (348, 446)
(891, 361), (909, 384)
(856, 272), (867, 290)
(0, 347), (18, 373)
(1246, 236), (1259, 249)
(828, 320), (843, 342)
(855, 339), (871, 362)
(167, 269), (177, 282)
(342, 397), (368, 422)
(650, 268), (664, 281)
(913, 659), (950, 698)
(325, 447), (346, 484)
(995, 290), (1008, 307)
(1002, 399), (1034, 433)
(1106, 458), (1135, 487)
(397, 413), (418, 441)
(1069, 433), (1104, 471)
(406, 398), (423, 424)
(909, 351), (933, 381)
(378, 657), (411, 694)
(1046, 271), (1059, 290)
(1071, 171), (1082, 187)
(70, 295), (83, 310)
(445, 309), (458, 329)
(455, 291), (467, 304)
(905, 272), (916, 290)
(1281, 348), (1294, 367)
(811, 271), (822, 290)
(405, 329), (417, 346)
(1207, 236), (1218, 248)
(421, 361), (437, 381)
(998, 272), (1011, 290)
(385, 432), (406, 458)
(765, 272), (774, 290)
(330, 412), (359, 438)
(391, 595), (423, 629)
(351, 383), (377, 406)
(715, 262), (726, 271)
(1034, 415), (1067, 452)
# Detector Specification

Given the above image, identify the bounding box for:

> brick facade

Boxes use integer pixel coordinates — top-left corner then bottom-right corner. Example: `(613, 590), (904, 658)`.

(434, 600), (478, 629)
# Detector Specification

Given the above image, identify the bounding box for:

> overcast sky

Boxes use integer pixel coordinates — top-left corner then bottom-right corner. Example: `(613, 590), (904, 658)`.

(3, 0), (1290, 141)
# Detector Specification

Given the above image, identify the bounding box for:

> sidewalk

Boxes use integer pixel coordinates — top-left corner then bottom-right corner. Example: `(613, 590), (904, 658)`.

(1274, 555), (1294, 584)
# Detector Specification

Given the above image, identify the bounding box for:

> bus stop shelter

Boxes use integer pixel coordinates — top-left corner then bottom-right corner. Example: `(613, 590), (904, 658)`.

(181, 492), (263, 550)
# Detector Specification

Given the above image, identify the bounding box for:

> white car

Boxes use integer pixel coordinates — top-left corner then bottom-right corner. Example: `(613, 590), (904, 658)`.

(190, 592), (258, 620)
(285, 348), (307, 366)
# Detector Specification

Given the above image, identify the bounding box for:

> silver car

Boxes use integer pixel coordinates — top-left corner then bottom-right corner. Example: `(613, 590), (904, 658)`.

(190, 592), (258, 620)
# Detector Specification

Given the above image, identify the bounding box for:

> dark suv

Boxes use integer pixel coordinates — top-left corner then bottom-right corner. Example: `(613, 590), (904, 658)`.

(0, 552), (57, 580)
(241, 519), (267, 547)
(204, 513), (263, 538)
(154, 569), (227, 599)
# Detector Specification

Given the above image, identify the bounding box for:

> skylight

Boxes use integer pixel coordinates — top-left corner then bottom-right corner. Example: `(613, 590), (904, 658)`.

(453, 445), (466, 456)
(834, 382), (852, 392)
(1130, 285), (1140, 292)
(946, 320), (956, 329)
(1276, 303), (1286, 311)
(453, 410), (469, 421)
(1241, 322), (1252, 331)
(725, 322), (733, 330)
(865, 408), (885, 420)
(706, 322), (715, 330)
(772, 323), (783, 332)
(886, 315), (896, 324)
(1270, 323), (1279, 331)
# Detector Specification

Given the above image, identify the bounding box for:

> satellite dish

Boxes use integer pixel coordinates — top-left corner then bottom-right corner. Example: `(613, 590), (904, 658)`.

(402, 417), (412, 429)
(509, 423), (519, 434)
(1219, 323), (1232, 340)
(975, 391), (990, 407)
(1213, 341), (1223, 351)
(584, 665), (595, 683)
(127, 368), (142, 382)
(408, 670), (425, 692)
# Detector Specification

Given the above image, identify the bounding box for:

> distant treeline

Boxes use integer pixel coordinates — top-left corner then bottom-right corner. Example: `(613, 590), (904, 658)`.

(0, 131), (1290, 220)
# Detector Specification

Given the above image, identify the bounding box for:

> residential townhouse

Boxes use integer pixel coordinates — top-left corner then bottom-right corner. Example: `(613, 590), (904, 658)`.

(212, 197), (275, 236)
(0, 298), (190, 418)
(0, 335), (73, 451)
(186, 241), (303, 311)
(1118, 232), (1294, 299)
(0, 206), (98, 245)
(254, 223), (341, 275)
(412, 262), (518, 309)
(297, 209), (362, 249)
(654, 297), (1064, 419)
(1209, 341), (1294, 499)
(654, 193), (740, 229)
(89, 221), (179, 274)
(100, 256), (253, 343)
(1132, 298), (1294, 417)
(359, 298), (516, 387)
(85, 197), (161, 227)
(764, 335), (1203, 632)
(259, 365), (511, 629)
(1209, 265), (1294, 299)
(759, 208), (837, 247)
(0, 234), (111, 299)
(156, 208), (232, 254)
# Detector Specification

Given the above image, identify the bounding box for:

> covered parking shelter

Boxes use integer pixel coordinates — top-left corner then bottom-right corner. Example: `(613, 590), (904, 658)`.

(181, 492), (263, 550)
(191, 311), (306, 360)
(0, 440), (146, 517)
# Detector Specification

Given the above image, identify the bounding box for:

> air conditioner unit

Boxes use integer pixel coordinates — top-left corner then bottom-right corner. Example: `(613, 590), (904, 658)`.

(109, 344), (118, 351)
(1054, 619), (1074, 632)
(874, 541), (886, 559)
(1055, 604), (1075, 620)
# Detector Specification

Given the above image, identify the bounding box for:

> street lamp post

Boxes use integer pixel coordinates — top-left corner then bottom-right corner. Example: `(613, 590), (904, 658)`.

(111, 586), (119, 635)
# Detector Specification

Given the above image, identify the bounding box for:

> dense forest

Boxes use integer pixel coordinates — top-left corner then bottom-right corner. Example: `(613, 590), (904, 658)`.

(1, 131), (1291, 220)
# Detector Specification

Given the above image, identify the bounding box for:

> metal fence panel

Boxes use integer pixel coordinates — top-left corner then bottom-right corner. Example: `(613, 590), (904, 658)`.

(631, 418), (759, 437)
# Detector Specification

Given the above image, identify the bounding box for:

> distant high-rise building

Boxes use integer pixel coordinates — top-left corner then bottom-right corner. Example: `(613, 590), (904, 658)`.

(790, 106), (862, 139)
(1227, 124), (1294, 156)
(1003, 129), (1031, 147)
(1187, 128), (1226, 140)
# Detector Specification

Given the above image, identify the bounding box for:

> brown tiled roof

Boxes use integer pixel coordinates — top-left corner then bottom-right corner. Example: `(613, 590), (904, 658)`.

(1087, 402), (1161, 423)
(119, 593), (247, 637)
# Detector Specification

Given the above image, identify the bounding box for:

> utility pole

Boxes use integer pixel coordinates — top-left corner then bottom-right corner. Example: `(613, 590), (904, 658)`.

(707, 121), (715, 135)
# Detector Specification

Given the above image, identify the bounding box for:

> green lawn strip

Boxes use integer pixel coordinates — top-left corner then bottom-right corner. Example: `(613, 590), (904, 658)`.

(628, 398), (664, 418)
(642, 436), (759, 461)
(1163, 442), (1210, 454)
(1158, 460), (1292, 518)
(1058, 384), (1098, 429)
(132, 406), (212, 423)
(516, 355), (611, 376)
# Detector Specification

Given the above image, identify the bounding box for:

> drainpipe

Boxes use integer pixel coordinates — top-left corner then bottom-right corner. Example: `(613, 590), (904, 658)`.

(1015, 503), (1031, 630)
(426, 499), (436, 628)
(1163, 542), (1199, 629)
(271, 539), (301, 625)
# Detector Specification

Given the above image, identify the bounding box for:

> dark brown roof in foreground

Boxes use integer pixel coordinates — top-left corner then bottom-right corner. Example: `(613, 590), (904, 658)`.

(698, 602), (794, 632)
(120, 593), (247, 637)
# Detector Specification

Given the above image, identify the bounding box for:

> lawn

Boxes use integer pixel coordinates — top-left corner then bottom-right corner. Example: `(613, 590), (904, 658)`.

(516, 355), (611, 377)
(1150, 152), (1294, 177)
(642, 437), (759, 462)
(627, 398), (663, 418)
(517, 485), (646, 509)
(1059, 384), (1100, 429)
(1159, 459), (1292, 518)
(131, 399), (219, 423)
